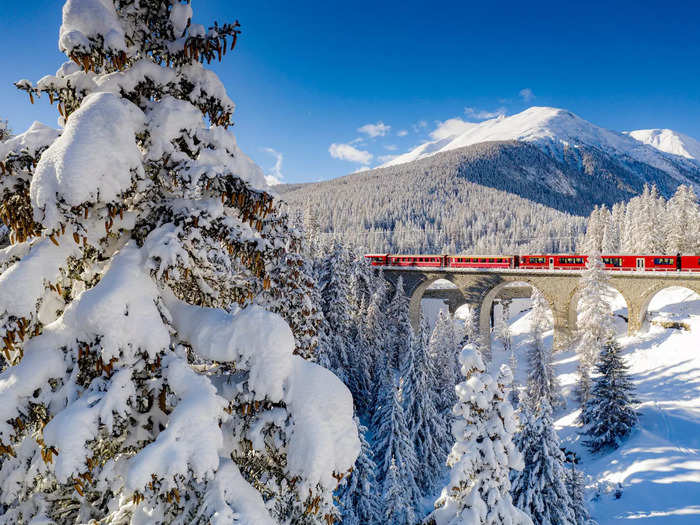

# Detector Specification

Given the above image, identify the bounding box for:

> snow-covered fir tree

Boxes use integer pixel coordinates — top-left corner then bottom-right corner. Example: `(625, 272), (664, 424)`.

(371, 370), (422, 520)
(582, 205), (605, 253)
(385, 276), (412, 369)
(581, 339), (638, 453)
(496, 299), (513, 354)
(511, 285), (576, 523)
(575, 251), (614, 406)
(665, 185), (700, 254)
(511, 398), (576, 524)
(457, 305), (479, 350)
(402, 315), (450, 494)
(0, 120), (11, 142)
(337, 420), (382, 525)
(317, 239), (353, 381)
(428, 309), (461, 415)
(383, 456), (415, 525)
(527, 288), (563, 408)
(258, 210), (323, 361)
(362, 282), (389, 413)
(429, 345), (532, 525)
(0, 2), (359, 523)
(564, 457), (594, 525)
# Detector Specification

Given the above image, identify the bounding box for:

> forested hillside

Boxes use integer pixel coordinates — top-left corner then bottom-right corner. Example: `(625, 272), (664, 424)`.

(278, 141), (588, 254)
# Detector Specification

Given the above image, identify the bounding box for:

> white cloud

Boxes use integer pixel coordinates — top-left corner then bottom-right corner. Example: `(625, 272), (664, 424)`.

(357, 121), (390, 138)
(329, 142), (373, 164)
(378, 154), (398, 163)
(397, 129), (408, 137)
(464, 106), (507, 120)
(262, 147), (283, 186)
(429, 118), (478, 140)
(384, 144), (398, 151)
(519, 88), (535, 102)
(352, 165), (371, 173)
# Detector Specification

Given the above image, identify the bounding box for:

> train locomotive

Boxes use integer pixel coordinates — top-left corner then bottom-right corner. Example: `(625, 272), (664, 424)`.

(365, 253), (700, 272)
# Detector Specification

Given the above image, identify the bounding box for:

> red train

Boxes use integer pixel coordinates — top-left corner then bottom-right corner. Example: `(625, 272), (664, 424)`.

(365, 254), (700, 272)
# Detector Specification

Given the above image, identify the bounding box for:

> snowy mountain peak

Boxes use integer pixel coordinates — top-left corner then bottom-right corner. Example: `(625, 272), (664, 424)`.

(381, 107), (699, 183)
(626, 128), (700, 162)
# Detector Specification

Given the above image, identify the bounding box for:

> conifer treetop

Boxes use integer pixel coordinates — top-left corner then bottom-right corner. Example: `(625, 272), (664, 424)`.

(0, 2), (359, 523)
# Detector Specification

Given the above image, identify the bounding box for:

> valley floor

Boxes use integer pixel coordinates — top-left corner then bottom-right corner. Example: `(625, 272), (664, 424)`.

(485, 287), (700, 524)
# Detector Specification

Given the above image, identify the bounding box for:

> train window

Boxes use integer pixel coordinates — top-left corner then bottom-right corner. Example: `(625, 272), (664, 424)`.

(560, 257), (582, 264)
(654, 257), (674, 265)
(529, 257), (546, 264)
(603, 257), (622, 267)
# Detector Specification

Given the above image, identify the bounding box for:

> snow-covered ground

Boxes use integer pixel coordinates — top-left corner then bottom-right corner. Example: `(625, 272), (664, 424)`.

(480, 286), (700, 524)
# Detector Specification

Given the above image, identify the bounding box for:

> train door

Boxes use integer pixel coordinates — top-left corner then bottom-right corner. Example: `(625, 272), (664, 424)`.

(548, 257), (555, 270)
(636, 258), (645, 271)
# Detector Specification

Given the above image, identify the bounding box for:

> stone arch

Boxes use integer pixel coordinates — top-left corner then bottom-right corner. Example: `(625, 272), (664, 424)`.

(567, 283), (632, 336)
(635, 282), (700, 332)
(478, 278), (556, 354)
(405, 273), (463, 332)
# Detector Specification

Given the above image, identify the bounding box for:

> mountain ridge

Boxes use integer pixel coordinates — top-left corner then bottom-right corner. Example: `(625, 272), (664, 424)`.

(626, 128), (700, 162)
(381, 107), (700, 190)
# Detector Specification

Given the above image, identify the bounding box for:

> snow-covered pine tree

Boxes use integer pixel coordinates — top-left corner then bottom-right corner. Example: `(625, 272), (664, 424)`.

(620, 199), (637, 253)
(337, 420), (382, 525)
(641, 185), (665, 253)
(429, 346), (531, 525)
(402, 315), (449, 494)
(371, 371), (421, 518)
(666, 185), (700, 255)
(458, 305), (479, 348)
(317, 239), (353, 381)
(0, 2), (359, 523)
(385, 276), (412, 369)
(511, 400), (576, 524)
(601, 206), (619, 254)
(383, 456), (415, 525)
(302, 203), (323, 260)
(528, 287), (563, 408)
(258, 208), (323, 361)
(428, 309), (460, 415)
(496, 299), (513, 354)
(609, 202), (625, 253)
(359, 283), (389, 416)
(0, 120), (11, 142)
(565, 458), (594, 525)
(582, 206), (603, 254)
(344, 254), (381, 412)
(581, 339), (638, 453)
(575, 251), (614, 407)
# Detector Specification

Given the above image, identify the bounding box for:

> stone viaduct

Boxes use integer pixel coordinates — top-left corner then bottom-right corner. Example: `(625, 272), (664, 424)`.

(383, 267), (700, 352)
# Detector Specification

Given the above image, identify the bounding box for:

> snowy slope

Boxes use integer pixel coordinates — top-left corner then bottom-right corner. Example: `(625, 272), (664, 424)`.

(383, 107), (699, 184)
(627, 129), (700, 163)
(477, 287), (700, 524)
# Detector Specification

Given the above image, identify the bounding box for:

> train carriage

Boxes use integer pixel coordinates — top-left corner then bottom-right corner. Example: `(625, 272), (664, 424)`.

(382, 254), (445, 268)
(365, 254), (389, 266)
(448, 256), (513, 269)
(680, 256), (700, 272)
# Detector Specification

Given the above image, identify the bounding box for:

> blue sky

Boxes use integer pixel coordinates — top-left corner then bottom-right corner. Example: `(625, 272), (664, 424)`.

(1, 1), (699, 183)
